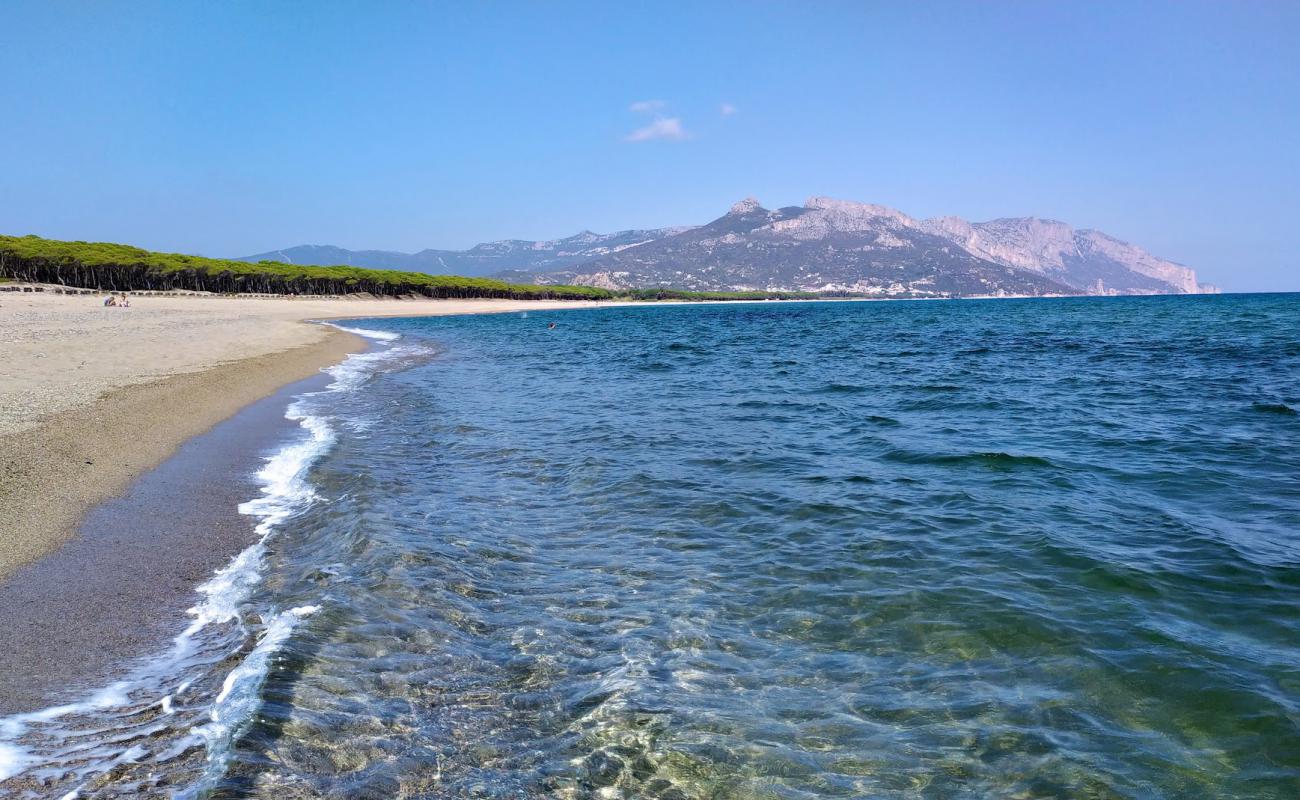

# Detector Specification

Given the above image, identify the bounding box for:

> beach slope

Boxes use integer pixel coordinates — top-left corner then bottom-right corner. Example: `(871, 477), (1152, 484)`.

(0, 291), (620, 579)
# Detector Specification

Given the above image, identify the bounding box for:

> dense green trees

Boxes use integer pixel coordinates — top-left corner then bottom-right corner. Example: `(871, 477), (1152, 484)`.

(0, 235), (614, 299)
(0, 235), (820, 302)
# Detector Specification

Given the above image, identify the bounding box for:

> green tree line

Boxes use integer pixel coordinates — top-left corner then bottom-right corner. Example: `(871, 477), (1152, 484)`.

(0, 234), (819, 302)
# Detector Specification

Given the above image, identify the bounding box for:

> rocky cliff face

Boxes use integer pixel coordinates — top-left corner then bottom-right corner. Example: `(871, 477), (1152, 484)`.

(918, 215), (1209, 294)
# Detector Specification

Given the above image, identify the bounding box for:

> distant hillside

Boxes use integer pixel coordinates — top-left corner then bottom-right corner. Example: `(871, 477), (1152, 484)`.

(236, 228), (693, 277)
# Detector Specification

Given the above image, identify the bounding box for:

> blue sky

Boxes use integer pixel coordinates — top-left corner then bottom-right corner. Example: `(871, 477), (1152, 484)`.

(1, 1), (1297, 291)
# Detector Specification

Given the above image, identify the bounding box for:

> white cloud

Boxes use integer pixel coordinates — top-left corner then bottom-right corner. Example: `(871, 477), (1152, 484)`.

(625, 117), (689, 142)
(720, 103), (738, 116)
(629, 99), (665, 113)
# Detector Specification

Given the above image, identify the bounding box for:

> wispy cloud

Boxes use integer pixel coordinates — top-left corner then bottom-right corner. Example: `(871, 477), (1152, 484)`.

(625, 117), (689, 142)
(629, 99), (665, 114)
(720, 102), (738, 117)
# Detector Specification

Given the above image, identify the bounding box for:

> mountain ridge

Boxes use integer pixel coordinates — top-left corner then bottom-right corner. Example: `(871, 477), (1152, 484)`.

(236, 228), (695, 278)
(531, 197), (1216, 297)
(237, 197), (1216, 297)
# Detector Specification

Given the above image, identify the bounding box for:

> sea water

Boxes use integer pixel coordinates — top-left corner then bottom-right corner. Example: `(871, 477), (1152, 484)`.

(2, 295), (1298, 798)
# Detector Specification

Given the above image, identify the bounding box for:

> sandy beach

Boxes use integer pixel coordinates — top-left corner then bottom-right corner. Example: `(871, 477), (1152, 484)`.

(0, 375), (326, 714)
(0, 289), (631, 580)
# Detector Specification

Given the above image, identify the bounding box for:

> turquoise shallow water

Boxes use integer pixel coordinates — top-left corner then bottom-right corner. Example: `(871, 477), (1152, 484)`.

(5, 295), (1299, 798)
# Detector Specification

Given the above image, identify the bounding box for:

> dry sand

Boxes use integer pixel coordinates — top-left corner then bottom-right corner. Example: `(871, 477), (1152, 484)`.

(0, 289), (633, 579)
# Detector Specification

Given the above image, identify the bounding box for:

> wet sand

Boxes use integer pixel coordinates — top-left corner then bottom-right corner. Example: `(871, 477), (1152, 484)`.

(0, 325), (363, 581)
(0, 373), (328, 714)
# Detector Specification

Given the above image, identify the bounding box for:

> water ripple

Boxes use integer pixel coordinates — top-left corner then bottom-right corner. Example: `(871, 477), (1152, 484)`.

(15, 296), (1300, 798)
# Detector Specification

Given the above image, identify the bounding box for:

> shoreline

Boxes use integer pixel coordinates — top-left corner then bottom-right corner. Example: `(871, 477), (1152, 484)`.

(0, 288), (1103, 587)
(0, 293), (641, 581)
(0, 289), (966, 711)
(0, 326), (365, 581)
(0, 293), (636, 717)
(0, 371), (333, 714)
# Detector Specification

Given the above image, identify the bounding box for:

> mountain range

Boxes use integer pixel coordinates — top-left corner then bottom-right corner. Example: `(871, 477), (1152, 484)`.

(237, 197), (1216, 298)
(237, 228), (691, 279)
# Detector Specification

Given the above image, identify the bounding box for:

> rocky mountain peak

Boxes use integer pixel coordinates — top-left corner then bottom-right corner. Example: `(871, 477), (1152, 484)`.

(729, 197), (764, 215)
(805, 196), (871, 212)
(803, 197), (914, 226)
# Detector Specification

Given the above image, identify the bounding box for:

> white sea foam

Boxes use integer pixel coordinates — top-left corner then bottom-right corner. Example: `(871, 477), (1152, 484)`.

(327, 322), (402, 341)
(0, 742), (31, 782)
(0, 322), (420, 797)
(180, 605), (320, 798)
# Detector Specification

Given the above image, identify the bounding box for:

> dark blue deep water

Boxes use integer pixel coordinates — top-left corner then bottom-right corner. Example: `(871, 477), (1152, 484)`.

(10, 295), (1298, 799)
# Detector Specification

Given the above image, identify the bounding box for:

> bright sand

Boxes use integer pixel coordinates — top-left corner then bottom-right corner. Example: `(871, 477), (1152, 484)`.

(0, 290), (633, 579)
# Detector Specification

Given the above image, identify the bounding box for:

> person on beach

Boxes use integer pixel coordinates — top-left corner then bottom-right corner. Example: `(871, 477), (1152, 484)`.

(103, 295), (116, 307)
